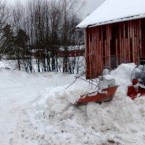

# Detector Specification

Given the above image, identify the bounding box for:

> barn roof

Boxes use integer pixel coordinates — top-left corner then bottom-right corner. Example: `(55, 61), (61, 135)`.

(77, 0), (145, 28)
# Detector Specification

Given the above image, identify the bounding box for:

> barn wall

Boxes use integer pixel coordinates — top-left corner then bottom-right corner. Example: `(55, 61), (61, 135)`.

(86, 18), (145, 79)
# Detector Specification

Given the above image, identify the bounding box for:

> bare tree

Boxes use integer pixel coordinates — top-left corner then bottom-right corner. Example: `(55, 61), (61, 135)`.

(0, 1), (10, 30)
(10, 0), (85, 73)
(0, 1), (12, 60)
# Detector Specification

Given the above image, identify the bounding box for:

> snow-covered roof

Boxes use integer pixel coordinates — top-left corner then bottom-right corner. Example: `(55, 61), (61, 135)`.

(77, 0), (145, 28)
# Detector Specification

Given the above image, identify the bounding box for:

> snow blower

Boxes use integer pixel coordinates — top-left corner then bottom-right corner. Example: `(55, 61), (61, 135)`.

(127, 65), (145, 99)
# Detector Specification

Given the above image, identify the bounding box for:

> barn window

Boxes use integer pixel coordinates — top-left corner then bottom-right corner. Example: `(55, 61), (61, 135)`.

(112, 23), (119, 39)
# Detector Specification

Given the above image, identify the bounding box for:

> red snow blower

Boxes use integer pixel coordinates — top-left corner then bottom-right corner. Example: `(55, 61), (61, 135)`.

(127, 65), (145, 99)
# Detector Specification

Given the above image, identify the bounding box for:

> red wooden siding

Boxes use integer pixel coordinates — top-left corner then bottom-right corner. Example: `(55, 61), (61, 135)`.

(86, 18), (145, 79)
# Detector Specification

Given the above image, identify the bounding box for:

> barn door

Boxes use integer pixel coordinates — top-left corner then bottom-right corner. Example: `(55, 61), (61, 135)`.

(110, 39), (116, 68)
(141, 19), (145, 58)
(110, 24), (119, 69)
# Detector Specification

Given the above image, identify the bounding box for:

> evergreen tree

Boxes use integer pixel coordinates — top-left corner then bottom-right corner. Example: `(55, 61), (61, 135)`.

(15, 29), (29, 49)
(0, 24), (14, 59)
(15, 29), (29, 70)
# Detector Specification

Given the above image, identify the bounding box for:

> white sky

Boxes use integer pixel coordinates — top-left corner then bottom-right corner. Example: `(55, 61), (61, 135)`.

(6, 0), (104, 19)
(80, 0), (105, 18)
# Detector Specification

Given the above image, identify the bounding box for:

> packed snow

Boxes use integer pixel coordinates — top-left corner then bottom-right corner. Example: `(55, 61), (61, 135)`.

(0, 61), (145, 145)
(77, 0), (145, 28)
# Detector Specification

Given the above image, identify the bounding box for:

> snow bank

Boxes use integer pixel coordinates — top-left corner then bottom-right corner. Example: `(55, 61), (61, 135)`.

(0, 60), (17, 69)
(9, 63), (145, 145)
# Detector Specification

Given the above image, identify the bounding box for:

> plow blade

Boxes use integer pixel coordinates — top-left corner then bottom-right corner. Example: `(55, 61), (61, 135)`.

(76, 86), (118, 106)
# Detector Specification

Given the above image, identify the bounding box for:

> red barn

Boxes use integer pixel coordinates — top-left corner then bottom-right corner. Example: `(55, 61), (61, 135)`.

(77, 0), (145, 79)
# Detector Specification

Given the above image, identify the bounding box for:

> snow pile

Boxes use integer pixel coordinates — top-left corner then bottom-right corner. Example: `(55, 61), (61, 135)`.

(0, 68), (63, 145)
(110, 63), (136, 85)
(0, 60), (17, 69)
(9, 63), (145, 145)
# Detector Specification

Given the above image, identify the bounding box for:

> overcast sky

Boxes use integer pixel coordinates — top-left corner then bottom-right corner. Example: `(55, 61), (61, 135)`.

(80, 0), (105, 18)
(6, 0), (105, 19)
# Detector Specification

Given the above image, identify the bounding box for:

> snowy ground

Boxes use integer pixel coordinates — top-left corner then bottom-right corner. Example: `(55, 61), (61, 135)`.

(1, 61), (145, 145)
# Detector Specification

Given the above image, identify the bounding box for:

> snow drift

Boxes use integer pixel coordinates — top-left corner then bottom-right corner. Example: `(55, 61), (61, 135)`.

(7, 63), (145, 145)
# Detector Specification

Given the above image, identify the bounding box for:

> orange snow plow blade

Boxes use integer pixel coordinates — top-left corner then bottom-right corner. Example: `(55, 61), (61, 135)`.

(76, 86), (118, 106)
